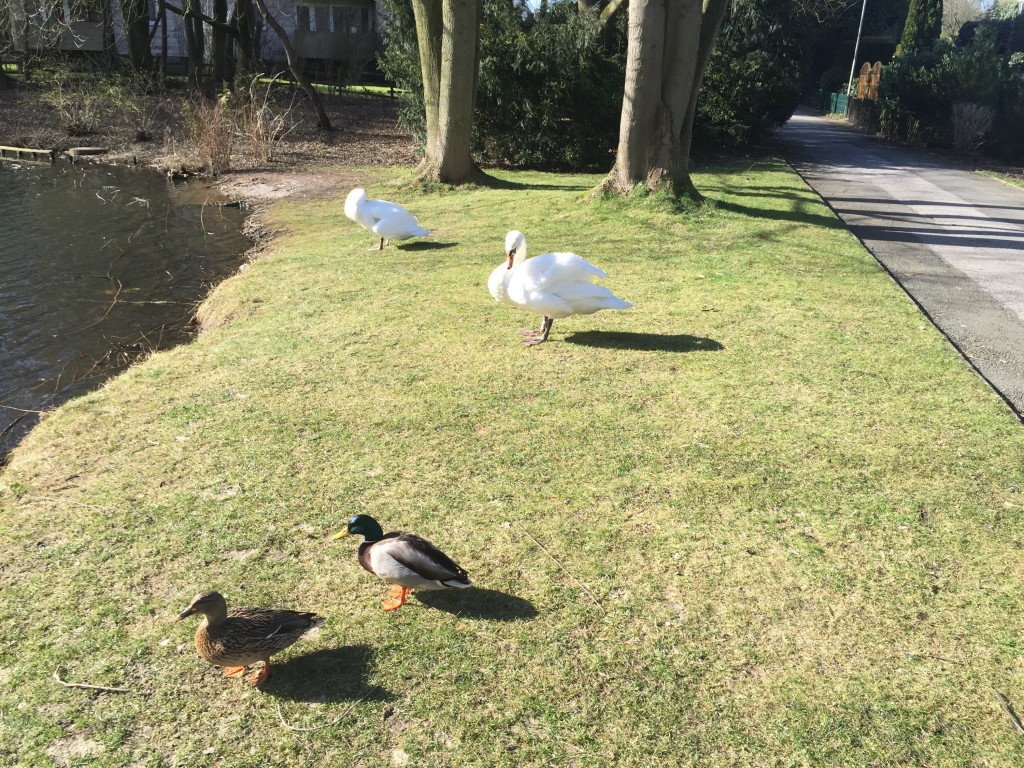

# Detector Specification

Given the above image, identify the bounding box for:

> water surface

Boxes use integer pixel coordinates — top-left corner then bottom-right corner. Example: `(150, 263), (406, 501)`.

(0, 161), (251, 462)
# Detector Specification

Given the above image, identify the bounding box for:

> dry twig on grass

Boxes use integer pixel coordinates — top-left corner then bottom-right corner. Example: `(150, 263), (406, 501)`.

(53, 670), (131, 694)
(995, 691), (1024, 736)
(275, 686), (381, 732)
(513, 521), (607, 615)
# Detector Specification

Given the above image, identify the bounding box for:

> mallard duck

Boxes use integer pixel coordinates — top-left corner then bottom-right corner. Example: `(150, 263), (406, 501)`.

(488, 230), (633, 345)
(344, 188), (430, 251)
(176, 590), (325, 685)
(333, 514), (472, 611)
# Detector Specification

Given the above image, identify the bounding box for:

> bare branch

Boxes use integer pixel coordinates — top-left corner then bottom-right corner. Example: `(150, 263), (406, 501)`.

(276, 687), (382, 732)
(54, 671), (131, 694)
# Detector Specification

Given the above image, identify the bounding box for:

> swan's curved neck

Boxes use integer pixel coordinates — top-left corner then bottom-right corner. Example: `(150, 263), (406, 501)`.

(512, 240), (527, 267)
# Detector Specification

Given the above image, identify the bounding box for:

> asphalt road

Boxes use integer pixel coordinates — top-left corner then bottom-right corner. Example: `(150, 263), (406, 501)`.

(777, 109), (1024, 420)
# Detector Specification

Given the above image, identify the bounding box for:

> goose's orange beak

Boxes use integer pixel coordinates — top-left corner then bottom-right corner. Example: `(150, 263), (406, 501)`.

(506, 250), (515, 270)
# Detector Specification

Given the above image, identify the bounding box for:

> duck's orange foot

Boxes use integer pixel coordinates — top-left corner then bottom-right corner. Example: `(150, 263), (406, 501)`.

(387, 585), (406, 598)
(246, 661), (270, 686)
(382, 587), (411, 611)
(222, 666), (248, 678)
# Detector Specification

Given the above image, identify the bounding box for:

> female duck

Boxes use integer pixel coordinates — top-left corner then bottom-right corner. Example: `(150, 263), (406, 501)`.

(177, 590), (325, 686)
(334, 514), (472, 611)
(344, 188), (430, 250)
(488, 230), (632, 345)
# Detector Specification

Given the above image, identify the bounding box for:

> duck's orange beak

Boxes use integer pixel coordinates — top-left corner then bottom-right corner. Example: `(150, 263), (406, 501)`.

(506, 250), (515, 270)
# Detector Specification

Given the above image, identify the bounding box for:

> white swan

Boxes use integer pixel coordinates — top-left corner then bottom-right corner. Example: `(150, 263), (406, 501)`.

(344, 188), (430, 250)
(488, 230), (633, 346)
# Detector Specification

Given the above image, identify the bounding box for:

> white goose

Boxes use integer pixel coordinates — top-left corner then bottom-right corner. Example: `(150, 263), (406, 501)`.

(344, 188), (430, 250)
(488, 230), (633, 346)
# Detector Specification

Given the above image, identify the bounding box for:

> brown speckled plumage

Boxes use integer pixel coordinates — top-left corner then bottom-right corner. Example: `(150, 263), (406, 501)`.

(177, 590), (324, 684)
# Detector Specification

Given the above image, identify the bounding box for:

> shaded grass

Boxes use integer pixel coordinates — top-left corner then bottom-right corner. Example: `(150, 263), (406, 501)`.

(1, 160), (1023, 766)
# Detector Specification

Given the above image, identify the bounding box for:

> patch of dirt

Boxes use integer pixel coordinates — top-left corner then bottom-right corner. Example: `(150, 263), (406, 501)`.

(45, 733), (104, 766)
(0, 82), (419, 203)
(216, 168), (358, 203)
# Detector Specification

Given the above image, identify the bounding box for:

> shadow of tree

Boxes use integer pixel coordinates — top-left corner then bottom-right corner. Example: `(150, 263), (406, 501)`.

(478, 173), (592, 192)
(708, 199), (843, 228)
(564, 331), (724, 352)
(260, 645), (392, 703)
(414, 588), (538, 621)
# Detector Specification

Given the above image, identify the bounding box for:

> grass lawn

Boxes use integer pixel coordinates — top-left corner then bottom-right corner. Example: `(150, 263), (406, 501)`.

(270, 79), (399, 98)
(1, 161), (1023, 767)
(979, 169), (1024, 191)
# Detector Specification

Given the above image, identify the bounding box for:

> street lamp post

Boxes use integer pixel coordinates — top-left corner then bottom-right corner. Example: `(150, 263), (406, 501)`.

(845, 0), (869, 108)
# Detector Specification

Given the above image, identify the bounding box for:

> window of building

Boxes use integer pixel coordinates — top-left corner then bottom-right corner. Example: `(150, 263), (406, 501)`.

(314, 6), (329, 33)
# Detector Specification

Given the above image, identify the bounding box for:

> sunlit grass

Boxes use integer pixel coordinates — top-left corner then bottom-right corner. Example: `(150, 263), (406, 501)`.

(1, 161), (1022, 766)
(255, 76), (400, 98)
(978, 169), (1024, 190)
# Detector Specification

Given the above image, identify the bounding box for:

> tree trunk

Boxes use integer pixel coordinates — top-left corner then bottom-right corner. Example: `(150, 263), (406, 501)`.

(161, 2), (169, 80)
(411, 0), (442, 160)
(233, 0), (257, 80)
(599, 0), (626, 25)
(100, 0), (117, 72)
(603, 0), (718, 200)
(184, 0), (204, 88)
(412, 0), (480, 184)
(677, 0), (729, 182)
(211, 0), (229, 86)
(434, 0), (479, 182)
(122, 0), (154, 70)
(251, 0), (333, 130)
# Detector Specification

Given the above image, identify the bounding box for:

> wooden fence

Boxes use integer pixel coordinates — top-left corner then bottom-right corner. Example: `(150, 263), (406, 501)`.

(855, 62), (883, 101)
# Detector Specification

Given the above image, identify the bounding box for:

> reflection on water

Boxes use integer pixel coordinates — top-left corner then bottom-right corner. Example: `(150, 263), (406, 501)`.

(0, 161), (251, 462)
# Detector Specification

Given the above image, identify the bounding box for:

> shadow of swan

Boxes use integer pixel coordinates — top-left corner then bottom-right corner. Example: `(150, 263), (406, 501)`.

(564, 331), (724, 352)
(397, 241), (457, 251)
(415, 588), (538, 621)
(260, 645), (392, 703)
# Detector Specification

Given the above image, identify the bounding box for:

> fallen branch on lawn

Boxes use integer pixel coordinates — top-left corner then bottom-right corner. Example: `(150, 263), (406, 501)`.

(276, 686), (381, 732)
(513, 521), (607, 615)
(53, 670), (131, 694)
(995, 690), (1024, 736)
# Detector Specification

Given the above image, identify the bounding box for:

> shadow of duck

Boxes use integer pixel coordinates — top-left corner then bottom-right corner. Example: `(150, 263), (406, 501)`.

(414, 588), (538, 621)
(260, 644), (392, 703)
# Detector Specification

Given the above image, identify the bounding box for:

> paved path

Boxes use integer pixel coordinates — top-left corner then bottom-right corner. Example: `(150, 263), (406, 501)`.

(776, 109), (1024, 419)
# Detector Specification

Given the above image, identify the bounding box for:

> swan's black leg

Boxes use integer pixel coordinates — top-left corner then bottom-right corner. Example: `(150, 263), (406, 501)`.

(523, 317), (553, 346)
(370, 237), (385, 251)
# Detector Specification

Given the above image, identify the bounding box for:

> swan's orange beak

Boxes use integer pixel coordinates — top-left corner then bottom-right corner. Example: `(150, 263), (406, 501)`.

(506, 250), (515, 270)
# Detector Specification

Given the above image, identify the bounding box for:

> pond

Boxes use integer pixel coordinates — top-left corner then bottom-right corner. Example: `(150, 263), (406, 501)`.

(0, 160), (252, 463)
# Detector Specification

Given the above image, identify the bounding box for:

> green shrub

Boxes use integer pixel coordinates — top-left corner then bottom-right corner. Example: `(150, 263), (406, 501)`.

(474, 2), (624, 169)
(377, 0), (424, 146)
(898, 0), (942, 54)
(378, 0), (625, 170)
(878, 45), (955, 145)
(879, 32), (1023, 159)
(36, 67), (111, 136)
(694, 0), (802, 149)
(991, 52), (1024, 160)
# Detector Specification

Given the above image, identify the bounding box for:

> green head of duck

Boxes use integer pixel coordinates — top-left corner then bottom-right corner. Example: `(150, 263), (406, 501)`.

(333, 514), (384, 542)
